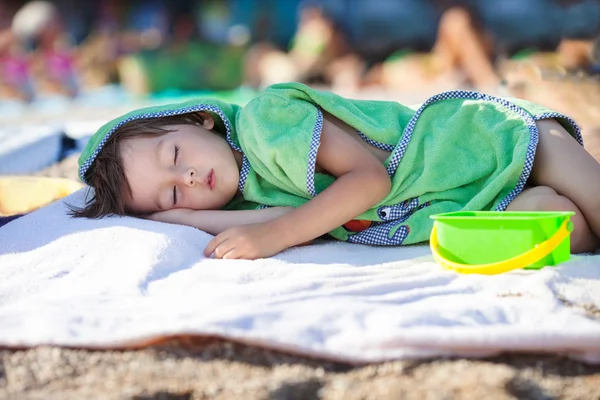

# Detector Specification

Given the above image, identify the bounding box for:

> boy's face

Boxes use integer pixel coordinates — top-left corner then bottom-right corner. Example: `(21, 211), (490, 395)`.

(120, 123), (240, 214)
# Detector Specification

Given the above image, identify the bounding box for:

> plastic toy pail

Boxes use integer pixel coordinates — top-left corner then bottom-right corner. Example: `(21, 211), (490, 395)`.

(430, 211), (574, 275)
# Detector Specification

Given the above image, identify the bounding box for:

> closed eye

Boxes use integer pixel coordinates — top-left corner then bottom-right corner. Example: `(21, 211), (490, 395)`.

(173, 145), (180, 206)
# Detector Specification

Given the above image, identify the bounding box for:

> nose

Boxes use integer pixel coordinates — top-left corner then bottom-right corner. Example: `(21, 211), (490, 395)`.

(180, 167), (197, 187)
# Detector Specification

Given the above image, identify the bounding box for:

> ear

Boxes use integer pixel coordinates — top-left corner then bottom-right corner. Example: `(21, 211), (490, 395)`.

(198, 111), (215, 130)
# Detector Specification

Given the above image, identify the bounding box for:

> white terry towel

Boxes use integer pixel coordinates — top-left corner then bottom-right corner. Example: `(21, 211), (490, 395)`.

(1, 190), (599, 364)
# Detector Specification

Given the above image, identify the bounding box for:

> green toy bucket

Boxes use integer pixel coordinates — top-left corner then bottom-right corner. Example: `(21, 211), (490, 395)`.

(430, 211), (574, 275)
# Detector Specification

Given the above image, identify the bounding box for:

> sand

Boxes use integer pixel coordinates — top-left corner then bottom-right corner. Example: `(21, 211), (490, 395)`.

(2, 340), (600, 400)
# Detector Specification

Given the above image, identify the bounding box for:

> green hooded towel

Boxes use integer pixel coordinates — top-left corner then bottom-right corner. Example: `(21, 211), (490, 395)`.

(78, 82), (583, 246)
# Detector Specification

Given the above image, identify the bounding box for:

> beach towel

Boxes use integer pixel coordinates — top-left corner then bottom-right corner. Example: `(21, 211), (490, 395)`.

(0, 191), (599, 364)
(78, 83), (583, 247)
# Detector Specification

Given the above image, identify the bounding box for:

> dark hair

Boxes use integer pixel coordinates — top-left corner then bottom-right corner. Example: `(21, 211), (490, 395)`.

(70, 113), (206, 218)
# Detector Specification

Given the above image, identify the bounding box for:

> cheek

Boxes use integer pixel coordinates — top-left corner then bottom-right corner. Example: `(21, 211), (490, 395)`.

(125, 168), (162, 209)
(127, 186), (156, 212)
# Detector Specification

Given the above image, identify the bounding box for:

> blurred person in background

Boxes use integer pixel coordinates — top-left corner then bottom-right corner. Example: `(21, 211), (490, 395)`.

(258, 0), (598, 93)
(243, 1), (352, 88)
(432, 0), (600, 93)
(11, 0), (82, 98)
(245, 0), (559, 92)
(74, 0), (124, 91)
(100, 0), (170, 95)
(556, 0), (600, 71)
(388, 0), (564, 92)
(324, 0), (444, 90)
(78, 0), (196, 93)
(117, 0), (302, 96)
(244, 0), (444, 91)
(0, 1), (35, 102)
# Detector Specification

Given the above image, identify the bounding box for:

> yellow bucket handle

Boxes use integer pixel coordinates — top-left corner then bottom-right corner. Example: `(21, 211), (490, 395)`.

(430, 220), (573, 275)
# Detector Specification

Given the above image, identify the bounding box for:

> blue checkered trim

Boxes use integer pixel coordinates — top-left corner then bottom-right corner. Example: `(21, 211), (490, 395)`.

(533, 112), (584, 146)
(306, 108), (324, 197)
(345, 197), (430, 245)
(79, 105), (239, 184)
(347, 222), (410, 245)
(385, 90), (544, 212)
(377, 198), (420, 221)
(356, 130), (395, 152)
(238, 155), (251, 193)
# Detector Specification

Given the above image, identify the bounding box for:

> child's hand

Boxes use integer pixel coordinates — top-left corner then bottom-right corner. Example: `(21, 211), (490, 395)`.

(204, 222), (288, 260)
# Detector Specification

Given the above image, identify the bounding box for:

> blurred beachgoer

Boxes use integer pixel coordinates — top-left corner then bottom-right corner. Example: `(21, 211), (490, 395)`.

(0, 1), (34, 101)
(280, 2), (352, 86)
(242, 0), (337, 88)
(286, 0), (493, 92)
(327, 0), (440, 65)
(379, 0), (600, 93)
(12, 1), (80, 97)
(0, 35), (34, 101)
(556, 0), (600, 71)
(75, 0), (120, 92)
(247, 0), (562, 92)
(419, 0), (563, 92)
(421, 4), (497, 90)
(324, 0), (443, 90)
(77, 0), (167, 91)
(433, 0), (600, 90)
(118, 0), (258, 95)
(244, 0), (449, 91)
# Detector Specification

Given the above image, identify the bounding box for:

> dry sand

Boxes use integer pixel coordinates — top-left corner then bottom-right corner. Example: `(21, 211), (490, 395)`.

(2, 339), (600, 400)
(3, 76), (600, 399)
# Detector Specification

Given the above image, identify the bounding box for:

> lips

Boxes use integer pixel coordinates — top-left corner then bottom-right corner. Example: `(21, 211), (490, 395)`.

(207, 169), (215, 190)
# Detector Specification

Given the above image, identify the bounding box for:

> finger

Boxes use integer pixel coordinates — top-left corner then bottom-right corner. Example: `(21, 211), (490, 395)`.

(213, 241), (238, 258)
(213, 240), (237, 259)
(204, 234), (230, 257)
(204, 238), (219, 257)
(221, 246), (240, 259)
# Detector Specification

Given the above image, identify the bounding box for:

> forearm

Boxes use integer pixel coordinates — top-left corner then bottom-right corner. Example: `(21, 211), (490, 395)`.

(269, 168), (391, 247)
(153, 207), (294, 235)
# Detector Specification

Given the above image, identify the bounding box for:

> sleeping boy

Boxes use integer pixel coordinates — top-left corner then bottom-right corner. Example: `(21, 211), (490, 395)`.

(73, 82), (600, 259)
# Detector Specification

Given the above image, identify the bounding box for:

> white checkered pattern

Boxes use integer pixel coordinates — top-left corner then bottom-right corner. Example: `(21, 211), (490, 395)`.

(306, 108), (324, 197)
(533, 112), (584, 145)
(238, 155), (251, 193)
(347, 222), (410, 245)
(356, 130), (395, 152)
(79, 104), (239, 184)
(377, 198), (419, 221)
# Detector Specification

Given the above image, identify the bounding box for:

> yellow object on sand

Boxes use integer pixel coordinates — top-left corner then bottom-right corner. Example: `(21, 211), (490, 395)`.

(0, 176), (83, 216)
